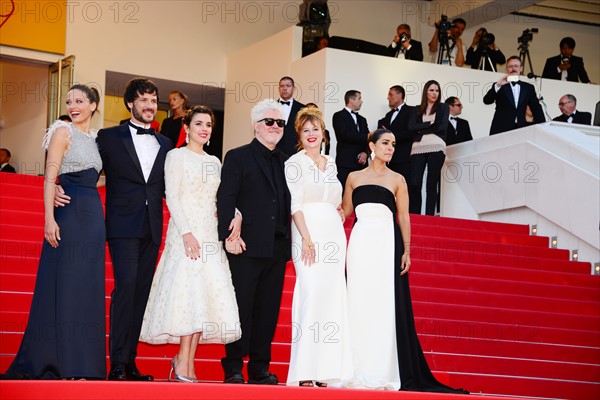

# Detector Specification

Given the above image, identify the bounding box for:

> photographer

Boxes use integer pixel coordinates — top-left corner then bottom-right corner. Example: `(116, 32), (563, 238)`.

(542, 37), (590, 83)
(465, 28), (505, 72)
(428, 17), (466, 67)
(388, 24), (423, 61)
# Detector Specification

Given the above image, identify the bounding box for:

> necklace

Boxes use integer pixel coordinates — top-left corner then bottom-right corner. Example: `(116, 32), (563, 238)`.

(306, 152), (323, 168)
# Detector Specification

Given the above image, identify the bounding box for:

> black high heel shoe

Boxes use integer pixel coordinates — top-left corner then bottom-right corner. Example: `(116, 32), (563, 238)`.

(168, 356), (197, 383)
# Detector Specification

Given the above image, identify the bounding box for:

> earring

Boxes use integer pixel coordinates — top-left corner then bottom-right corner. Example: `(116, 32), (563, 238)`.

(207, 139), (210, 146)
(185, 133), (190, 144)
(370, 151), (375, 160)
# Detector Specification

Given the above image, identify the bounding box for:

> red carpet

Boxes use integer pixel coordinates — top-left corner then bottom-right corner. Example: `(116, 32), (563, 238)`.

(0, 172), (599, 400)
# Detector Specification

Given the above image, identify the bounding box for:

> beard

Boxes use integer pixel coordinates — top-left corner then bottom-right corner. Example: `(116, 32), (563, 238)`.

(132, 105), (155, 124)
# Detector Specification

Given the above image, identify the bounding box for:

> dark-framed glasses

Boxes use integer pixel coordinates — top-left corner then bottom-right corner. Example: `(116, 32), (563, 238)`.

(452, 103), (463, 107)
(258, 118), (286, 128)
(558, 100), (573, 106)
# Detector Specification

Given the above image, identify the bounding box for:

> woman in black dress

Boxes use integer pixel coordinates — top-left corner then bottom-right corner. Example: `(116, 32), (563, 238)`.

(3, 84), (106, 380)
(160, 90), (189, 146)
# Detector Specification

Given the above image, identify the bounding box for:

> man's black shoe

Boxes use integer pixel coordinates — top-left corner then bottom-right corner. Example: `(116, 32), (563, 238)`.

(107, 365), (128, 381)
(224, 373), (245, 384)
(248, 372), (278, 385)
(126, 364), (154, 381)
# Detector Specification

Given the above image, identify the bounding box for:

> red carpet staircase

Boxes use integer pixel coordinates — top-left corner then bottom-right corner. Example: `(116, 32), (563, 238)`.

(0, 172), (598, 399)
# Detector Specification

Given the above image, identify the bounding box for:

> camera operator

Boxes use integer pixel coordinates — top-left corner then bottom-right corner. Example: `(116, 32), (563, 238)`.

(542, 37), (590, 83)
(388, 24), (423, 61)
(428, 17), (466, 67)
(465, 28), (505, 72)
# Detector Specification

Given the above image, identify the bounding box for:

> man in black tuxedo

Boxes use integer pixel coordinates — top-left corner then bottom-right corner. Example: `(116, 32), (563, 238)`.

(56, 78), (172, 380)
(387, 24), (423, 61)
(217, 99), (291, 385)
(553, 94), (592, 125)
(444, 96), (473, 145)
(377, 85), (413, 181)
(98, 78), (173, 381)
(333, 90), (369, 190)
(276, 76), (305, 156)
(0, 148), (16, 173)
(484, 56), (545, 135)
(542, 37), (590, 83)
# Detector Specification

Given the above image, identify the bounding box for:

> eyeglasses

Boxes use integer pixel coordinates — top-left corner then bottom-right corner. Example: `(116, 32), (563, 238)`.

(558, 100), (573, 106)
(452, 103), (463, 107)
(258, 118), (286, 128)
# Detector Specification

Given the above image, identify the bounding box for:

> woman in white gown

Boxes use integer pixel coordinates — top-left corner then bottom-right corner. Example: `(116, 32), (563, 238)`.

(284, 107), (352, 387)
(342, 129), (467, 393)
(140, 106), (241, 382)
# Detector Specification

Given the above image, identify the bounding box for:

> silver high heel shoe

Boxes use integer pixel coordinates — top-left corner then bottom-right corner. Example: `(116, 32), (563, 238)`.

(168, 356), (197, 383)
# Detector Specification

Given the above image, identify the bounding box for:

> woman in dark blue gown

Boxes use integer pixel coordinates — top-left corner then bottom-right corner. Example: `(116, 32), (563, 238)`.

(342, 129), (467, 393)
(3, 85), (106, 380)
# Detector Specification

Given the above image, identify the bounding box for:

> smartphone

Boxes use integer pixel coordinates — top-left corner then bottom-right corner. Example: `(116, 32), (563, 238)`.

(507, 75), (520, 82)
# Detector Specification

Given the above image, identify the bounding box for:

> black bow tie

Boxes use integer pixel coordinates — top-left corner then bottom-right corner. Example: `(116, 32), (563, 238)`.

(450, 116), (458, 120)
(351, 111), (358, 115)
(511, 82), (519, 87)
(392, 108), (399, 113)
(129, 122), (155, 136)
(279, 100), (290, 106)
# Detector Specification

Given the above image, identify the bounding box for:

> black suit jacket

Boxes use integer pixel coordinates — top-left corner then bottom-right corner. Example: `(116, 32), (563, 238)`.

(446, 117), (473, 146)
(483, 81), (545, 135)
(542, 55), (590, 83)
(465, 46), (506, 71)
(0, 164), (16, 173)
(276, 99), (305, 157)
(332, 109), (369, 170)
(553, 111), (592, 125)
(377, 104), (414, 165)
(217, 139), (291, 259)
(408, 103), (450, 143)
(97, 123), (173, 245)
(388, 39), (423, 61)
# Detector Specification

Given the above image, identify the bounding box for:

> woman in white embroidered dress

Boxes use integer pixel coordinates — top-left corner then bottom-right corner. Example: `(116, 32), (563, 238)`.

(140, 106), (241, 383)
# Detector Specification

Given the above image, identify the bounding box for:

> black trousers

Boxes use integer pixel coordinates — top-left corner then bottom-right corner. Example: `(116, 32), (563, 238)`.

(221, 238), (287, 378)
(108, 209), (159, 367)
(409, 151), (445, 215)
(388, 161), (411, 183)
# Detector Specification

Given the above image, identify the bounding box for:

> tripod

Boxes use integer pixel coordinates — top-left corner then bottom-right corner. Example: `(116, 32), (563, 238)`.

(436, 32), (453, 65)
(478, 47), (496, 72)
(518, 41), (535, 76)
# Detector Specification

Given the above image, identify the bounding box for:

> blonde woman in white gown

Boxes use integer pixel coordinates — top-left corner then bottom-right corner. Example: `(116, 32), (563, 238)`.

(284, 107), (353, 387)
(140, 106), (241, 382)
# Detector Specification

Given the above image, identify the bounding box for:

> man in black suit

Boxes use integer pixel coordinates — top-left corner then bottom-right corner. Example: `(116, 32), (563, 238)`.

(0, 148), (16, 173)
(444, 96), (473, 145)
(377, 85), (413, 181)
(542, 37), (590, 83)
(276, 76), (305, 156)
(217, 99), (291, 385)
(98, 78), (173, 381)
(56, 78), (172, 380)
(553, 94), (592, 125)
(483, 56), (545, 135)
(333, 90), (369, 190)
(388, 24), (423, 61)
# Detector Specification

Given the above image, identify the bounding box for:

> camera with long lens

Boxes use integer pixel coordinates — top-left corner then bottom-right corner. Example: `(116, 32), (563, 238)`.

(479, 32), (495, 47)
(518, 28), (538, 45)
(399, 32), (410, 43)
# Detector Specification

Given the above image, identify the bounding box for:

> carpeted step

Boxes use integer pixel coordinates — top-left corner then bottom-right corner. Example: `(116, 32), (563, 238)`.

(409, 271), (600, 302)
(410, 285), (600, 316)
(419, 334), (600, 365)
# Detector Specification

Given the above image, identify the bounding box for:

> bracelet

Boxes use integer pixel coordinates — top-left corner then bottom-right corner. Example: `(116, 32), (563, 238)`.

(302, 237), (315, 249)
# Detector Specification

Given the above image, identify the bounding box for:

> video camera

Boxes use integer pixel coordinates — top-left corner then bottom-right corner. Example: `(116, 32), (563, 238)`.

(436, 14), (455, 34)
(518, 28), (538, 45)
